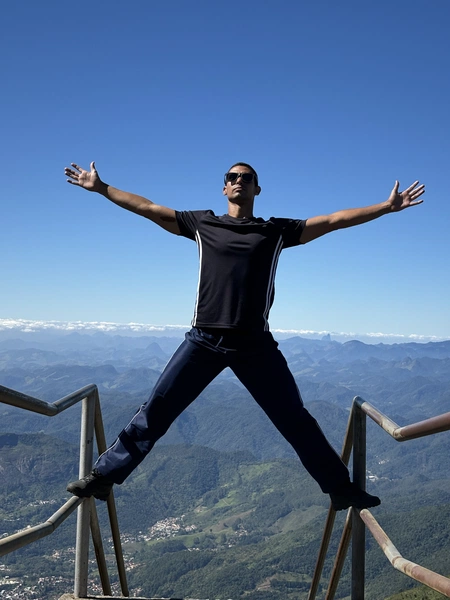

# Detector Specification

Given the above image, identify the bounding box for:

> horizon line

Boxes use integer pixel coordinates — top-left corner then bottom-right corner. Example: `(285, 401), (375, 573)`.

(0, 318), (448, 344)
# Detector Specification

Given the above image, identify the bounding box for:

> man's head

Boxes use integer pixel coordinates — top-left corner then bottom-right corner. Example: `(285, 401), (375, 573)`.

(223, 162), (261, 205)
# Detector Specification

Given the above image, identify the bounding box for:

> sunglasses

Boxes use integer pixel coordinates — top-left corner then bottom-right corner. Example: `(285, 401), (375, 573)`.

(224, 172), (258, 185)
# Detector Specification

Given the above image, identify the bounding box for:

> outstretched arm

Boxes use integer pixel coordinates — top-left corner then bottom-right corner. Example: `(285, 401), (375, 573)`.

(64, 162), (180, 235)
(300, 180), (425, 244)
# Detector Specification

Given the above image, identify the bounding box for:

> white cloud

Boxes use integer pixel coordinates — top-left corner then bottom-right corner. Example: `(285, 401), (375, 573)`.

(0, 318), (447, 344)
(0, 318), (191, 337)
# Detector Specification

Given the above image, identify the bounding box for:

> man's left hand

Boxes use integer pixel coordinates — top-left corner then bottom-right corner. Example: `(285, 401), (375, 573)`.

(388, 180), (425, 212)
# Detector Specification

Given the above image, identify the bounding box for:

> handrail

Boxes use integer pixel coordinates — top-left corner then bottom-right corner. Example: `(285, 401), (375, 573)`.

(0, 496), (82, 554)
(359, 508), (450, 596)
(0, 383), (129, 598)
(356, 398), (450, 441)
(308, 396), (450, 600)
(0, 383), (97, 415)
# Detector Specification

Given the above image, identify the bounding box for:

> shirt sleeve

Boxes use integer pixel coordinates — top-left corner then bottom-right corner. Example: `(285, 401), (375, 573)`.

(271, 217), (307, 248)
(175, 210), (210, 241)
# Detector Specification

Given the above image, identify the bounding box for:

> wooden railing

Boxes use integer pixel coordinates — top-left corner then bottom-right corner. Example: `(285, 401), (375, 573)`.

(308, 396), (450, 599)
(0, 383), (129, 598)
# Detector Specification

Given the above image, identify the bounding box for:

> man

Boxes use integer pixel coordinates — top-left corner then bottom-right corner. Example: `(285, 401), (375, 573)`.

(65, 160), (424, 510)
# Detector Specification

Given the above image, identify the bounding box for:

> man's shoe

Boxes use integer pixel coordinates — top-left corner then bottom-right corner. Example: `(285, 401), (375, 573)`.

(330, 482), (381, 511)
(67, 469), (113, 501)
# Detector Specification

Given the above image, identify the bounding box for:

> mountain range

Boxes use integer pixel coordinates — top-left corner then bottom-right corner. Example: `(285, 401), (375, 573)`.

(1, 330), (449, 599)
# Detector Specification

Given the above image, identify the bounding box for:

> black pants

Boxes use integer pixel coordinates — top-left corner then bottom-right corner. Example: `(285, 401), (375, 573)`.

(95, 328), (350, 492)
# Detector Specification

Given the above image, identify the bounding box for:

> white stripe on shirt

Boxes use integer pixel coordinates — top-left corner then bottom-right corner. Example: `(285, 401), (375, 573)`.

(262, 235), (283, 331)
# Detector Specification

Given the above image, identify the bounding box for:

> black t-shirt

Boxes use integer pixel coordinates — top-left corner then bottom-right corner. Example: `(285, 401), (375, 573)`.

(176, 210), (306, 332)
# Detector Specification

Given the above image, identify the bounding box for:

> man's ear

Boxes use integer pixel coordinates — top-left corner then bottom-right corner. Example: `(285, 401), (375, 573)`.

(255, 186), (261, 196)
(223, 186), (228, 196)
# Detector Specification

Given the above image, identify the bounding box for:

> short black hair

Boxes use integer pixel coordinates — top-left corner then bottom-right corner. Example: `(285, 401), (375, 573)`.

(226, 162), (259, 186)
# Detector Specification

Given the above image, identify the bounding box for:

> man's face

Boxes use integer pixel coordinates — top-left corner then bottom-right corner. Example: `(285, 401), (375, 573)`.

(223, 166), (260, 204)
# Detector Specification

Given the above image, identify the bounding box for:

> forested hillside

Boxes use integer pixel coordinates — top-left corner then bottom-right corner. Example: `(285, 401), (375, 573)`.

(1, 436), (450, 599)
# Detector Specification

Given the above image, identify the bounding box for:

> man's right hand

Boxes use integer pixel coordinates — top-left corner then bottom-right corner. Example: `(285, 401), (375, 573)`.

(64, 160), (180, 234)
(65, 161), (102, 192)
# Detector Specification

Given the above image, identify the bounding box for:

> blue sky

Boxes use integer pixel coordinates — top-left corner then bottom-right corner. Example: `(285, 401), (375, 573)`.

(1, 0), (449, 340)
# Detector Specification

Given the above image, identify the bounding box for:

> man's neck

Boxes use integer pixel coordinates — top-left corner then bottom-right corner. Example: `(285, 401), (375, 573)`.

(227, 202), (254, 219)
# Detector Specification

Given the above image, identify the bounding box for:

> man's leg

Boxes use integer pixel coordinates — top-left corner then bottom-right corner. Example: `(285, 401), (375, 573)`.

(67, 329), (227, 498)
(230, 335), (380, 509)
